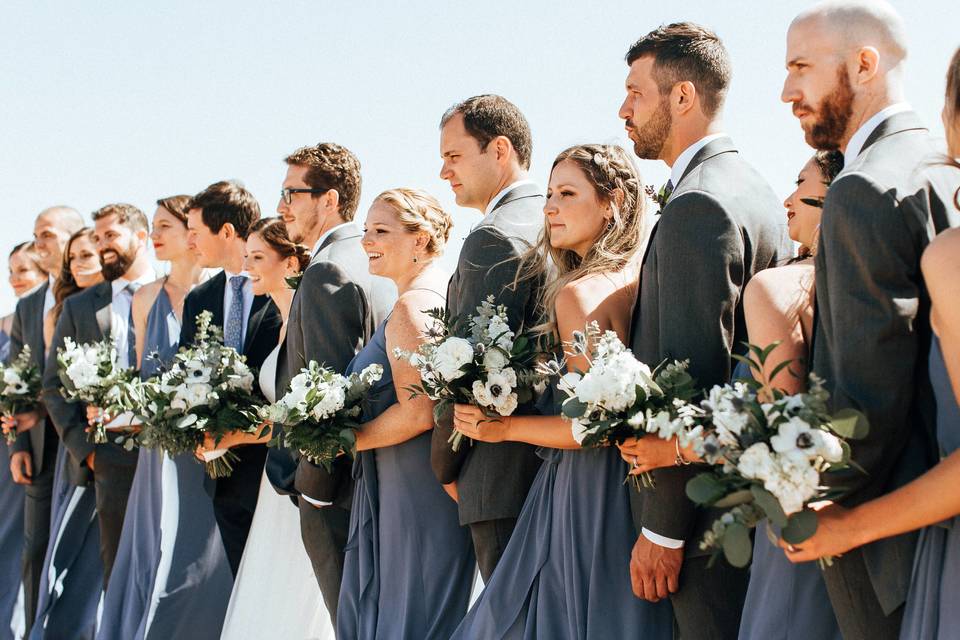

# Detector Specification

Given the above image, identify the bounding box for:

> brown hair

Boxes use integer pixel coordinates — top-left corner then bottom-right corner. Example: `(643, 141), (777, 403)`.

(249, 217), (311, 272)
(188, 180), (261, 240)
(626, 22), (732, 118)
(284, 143), (363, 222)
(374, 188), (453, 256)
(155, 194), (192, 226)
(518, 144), (646, 336)
(440, 95), (533, 170)
(51, 227), (96, 325)
(92, 203), (149, 234)
(9, 242), (47, 275)
(946, 46), (960, 209)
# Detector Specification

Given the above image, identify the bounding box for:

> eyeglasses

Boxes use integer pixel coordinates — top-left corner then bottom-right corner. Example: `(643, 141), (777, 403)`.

(280, 187), (325, 205)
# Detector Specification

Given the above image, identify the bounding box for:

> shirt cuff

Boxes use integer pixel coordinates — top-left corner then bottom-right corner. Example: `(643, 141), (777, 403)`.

(642, 527), (685, 549)
(301, 494), (334, 508)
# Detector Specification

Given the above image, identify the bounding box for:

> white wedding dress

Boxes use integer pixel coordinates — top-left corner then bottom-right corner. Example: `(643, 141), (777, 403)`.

(219, 345), (335, 640)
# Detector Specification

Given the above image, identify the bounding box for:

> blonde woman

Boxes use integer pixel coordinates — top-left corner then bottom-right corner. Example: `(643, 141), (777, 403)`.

(449, 145), (673, 638)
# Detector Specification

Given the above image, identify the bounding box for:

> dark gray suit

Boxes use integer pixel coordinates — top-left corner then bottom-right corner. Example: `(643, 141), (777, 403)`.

(629, 137), (783, 638)
(6, 282), (62, 634)
(429, 182), (545, 581)
(812, 111), (959, 640)
(41, 281), (137, 587)
(264, 223), (394, 622)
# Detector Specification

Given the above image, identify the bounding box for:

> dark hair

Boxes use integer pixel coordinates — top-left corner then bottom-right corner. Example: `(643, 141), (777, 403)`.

(813, 150), (844, 184)
(92, 203), (149, 234)
(155, 194), (192, 226)
(284, 143), (363, 221)
(625, 22), (732, 117)
(249, 217), (311, 272)
(188, 180), (261, 239)
(440, 95), (533, 170)
(9, 242), (46, 275)
(52, 227), (96, 325)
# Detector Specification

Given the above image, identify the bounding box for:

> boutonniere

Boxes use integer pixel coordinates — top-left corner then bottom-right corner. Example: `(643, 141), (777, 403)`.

(285, 273), (303, 291)
(645, 183), (673, 213)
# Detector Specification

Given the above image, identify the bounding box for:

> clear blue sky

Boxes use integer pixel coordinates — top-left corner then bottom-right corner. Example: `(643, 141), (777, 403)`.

(1, 0), (955, 313)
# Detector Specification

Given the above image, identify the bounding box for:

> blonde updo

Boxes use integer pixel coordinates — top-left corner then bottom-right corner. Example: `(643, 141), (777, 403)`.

(374, 188), (453, 256)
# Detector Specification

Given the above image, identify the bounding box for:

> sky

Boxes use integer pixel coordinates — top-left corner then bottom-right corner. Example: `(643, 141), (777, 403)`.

(0, 0), (956, 314)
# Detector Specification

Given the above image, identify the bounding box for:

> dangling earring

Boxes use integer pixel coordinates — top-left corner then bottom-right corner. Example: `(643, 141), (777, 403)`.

(605, 218), (614, 232)
(413, 254), (419, 263)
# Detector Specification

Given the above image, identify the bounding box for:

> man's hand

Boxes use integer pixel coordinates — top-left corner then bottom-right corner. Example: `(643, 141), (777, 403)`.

(85, 451), (96, 472)
(630, 535), (683, 601)
(10, 452), (32, 485)
(3, 409), (42, 436)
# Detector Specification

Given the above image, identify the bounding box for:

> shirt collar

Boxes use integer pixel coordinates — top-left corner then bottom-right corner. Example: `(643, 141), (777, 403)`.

(843, 103), (911, 167)
(311, 221), (356, 257)
(110, 271), (154, 296)
(669, 133), (727, 188)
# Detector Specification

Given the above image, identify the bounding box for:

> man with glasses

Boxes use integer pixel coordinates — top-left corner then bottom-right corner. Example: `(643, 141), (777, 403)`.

(266, 142), (394, 623)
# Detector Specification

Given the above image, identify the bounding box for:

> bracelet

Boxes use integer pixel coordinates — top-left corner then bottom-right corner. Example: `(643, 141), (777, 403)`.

(675, 439), (692, 466)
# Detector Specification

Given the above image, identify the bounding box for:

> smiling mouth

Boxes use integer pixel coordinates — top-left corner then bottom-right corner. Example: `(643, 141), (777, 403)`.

(367, 252), (383, 261)
(787, 211), (796, 221)
(101, 252), (118, 262)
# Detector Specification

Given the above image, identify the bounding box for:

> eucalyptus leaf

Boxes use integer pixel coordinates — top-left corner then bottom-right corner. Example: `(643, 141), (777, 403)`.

(686, 473), (726, 505)
(751, 485), (788, 528)
(713, 489), (754, 509)
(830, 408), (870, 440)
(781, 508), (818, 544)
(562, 398), (588, 420)
(722, 522), (753, 567)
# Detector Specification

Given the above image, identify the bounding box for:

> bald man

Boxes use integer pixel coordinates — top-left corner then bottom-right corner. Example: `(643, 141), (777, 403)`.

(4, 205), (83, 635)
(781, 2), (959, 638)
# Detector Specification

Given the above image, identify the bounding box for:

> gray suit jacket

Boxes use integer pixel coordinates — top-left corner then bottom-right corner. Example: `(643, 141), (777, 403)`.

(628, 136), (783, 552)
(7, 282), (58, 474)
(266, 223), (395, 504)
(813, 111), (959, 615)
(41, 281), (117, 487)
(430, 182), (545, 525)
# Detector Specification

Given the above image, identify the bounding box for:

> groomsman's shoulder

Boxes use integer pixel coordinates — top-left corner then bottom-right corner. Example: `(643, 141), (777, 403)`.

(186, 271), (225, 299)
(64, 280), (110, 311)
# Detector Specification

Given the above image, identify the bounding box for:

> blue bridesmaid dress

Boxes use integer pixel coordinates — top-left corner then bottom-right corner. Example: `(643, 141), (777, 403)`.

(337, 316), (476, 639)
(97, 286), (233, 640)
(898, 336), (960, 640)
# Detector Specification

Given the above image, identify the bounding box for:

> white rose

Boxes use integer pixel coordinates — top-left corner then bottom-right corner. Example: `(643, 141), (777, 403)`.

(482, 348), (509, 372)
(432, 337), (474, 381)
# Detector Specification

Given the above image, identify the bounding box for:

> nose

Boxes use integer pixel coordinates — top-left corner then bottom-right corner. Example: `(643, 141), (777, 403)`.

(543, 196), (559, 217)
(361, 228), (374, 247)
(781, 77), (800, 105)
(618, 95), (632, 121)
(439, 161), (452, 181)
(277, 196), (287, 215)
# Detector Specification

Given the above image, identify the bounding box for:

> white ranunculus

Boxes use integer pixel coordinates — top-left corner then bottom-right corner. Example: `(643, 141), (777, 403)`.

(432, 337), (474, 381)
(736, 442), (777, 482)
(482, 348), (509, 372)
(66, 360), (100, 389)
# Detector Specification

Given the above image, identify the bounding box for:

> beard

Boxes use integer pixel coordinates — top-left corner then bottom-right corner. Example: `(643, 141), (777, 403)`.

(628, 96), (672, 160)
(801, 66), (855, 150)
(99, 240), (138, 281)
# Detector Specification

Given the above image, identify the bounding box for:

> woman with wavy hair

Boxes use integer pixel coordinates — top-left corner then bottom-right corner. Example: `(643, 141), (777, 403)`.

(449, 144), (673, 639)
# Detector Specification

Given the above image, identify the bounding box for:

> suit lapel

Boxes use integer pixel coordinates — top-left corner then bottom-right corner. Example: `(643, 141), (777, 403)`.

(93, 282), (113, 338)
(28, 283), (48, 365)
(208, 272), (227, 328)
(244, 295), (268, 352)
(489, 183), (543, 214)
(859, 111), (927, 155)
(676, 136), (738, 188)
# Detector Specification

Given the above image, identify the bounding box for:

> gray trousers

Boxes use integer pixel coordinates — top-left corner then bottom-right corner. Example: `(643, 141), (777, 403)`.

(299, 499), (350, 627)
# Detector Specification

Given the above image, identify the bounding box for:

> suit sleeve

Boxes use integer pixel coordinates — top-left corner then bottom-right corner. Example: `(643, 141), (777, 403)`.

(41, 299), (94, 466)
(7, 299), (32, 456)
(641, 191), (745, 542)
(293, 261), (368, 501)
(430, 227), (530, 484)
(816, 173), (926, 501)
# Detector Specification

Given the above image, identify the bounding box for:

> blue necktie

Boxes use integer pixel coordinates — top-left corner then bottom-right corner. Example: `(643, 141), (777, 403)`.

(225, 276), (246, 352)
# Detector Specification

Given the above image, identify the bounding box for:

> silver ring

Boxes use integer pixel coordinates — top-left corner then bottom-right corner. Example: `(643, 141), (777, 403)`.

(632, 456), (639, 468)
(787, 544), (798, 553)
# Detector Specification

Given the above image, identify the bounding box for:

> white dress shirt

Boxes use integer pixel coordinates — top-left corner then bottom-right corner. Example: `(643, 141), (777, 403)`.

(222, 269), (254, 345)
(111, 273), (155, 369)
(42, 275), (56, 319)
(641, 132), (727, 551)
(843, 103), (912, 167)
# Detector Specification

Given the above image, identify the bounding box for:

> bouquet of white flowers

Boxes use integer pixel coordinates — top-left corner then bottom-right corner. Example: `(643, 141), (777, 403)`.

(0, 345), (42, 444)
(57, 337), (138, 444)
(394, 295), (548, 452)
(135, 311), (261, 478)
(686, 343), (869, 568)
(548, 322), (703, 487)
(261, 361), (383, 471)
